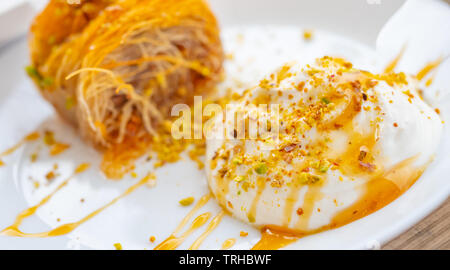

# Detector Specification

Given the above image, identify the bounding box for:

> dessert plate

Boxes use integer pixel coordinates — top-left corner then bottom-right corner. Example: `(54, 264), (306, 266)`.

(0, 0), (448, 250)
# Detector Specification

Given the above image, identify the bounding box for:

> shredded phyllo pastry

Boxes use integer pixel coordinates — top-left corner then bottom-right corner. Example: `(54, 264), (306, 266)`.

(28, 0), (224, 178)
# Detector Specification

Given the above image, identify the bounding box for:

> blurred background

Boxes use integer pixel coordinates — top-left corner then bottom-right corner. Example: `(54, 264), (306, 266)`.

(1, 0), (448, 48)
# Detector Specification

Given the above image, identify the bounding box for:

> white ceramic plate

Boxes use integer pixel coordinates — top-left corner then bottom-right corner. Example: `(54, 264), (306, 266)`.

(0, 0), (449, 250)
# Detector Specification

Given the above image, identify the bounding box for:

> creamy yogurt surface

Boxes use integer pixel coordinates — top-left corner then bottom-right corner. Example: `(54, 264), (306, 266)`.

(206, 56), (442, 234)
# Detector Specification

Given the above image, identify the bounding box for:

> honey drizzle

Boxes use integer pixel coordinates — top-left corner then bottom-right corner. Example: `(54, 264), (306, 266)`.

(216, 174), (231, 209)
(0, 132), (40, 165)
(0, 163), (91, 237)
(328, 156), (423, 229)
(252, 226), (301, 250)
(221, 238), (236, 250)
(282, 182), (302, 227)
(4, 174), (150, 237)
(295, 186), (324, 230)
(154, 212), (211, 250)
(2, 170), (150, 238)
(416, 58), (443, 81)
(189, 211), (225, 250)
(248, 177), (266, 224)
(252, 156), (426, 250)
(154, 194), (211, 250)
(384, 45), (406, 73)
(173, 194), (211, 235)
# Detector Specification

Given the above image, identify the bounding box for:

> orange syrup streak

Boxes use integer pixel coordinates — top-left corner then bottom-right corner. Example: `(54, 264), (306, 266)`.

(384, 45), (406, 73)
(154, 194), (211, 250)
(189, 211), (225, 250)
(252, 156), (426, 250)
(1, 167), (153, 238)
(221, 238), (236, 250)
(154, 212), (211, 250)
(0, 163), (90, 237)
(416, 58), (443, 81)
(0, 132), (40, 165)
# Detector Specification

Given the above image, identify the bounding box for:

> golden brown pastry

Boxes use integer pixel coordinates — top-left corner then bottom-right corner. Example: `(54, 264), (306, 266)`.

(28, 0), (223, 150)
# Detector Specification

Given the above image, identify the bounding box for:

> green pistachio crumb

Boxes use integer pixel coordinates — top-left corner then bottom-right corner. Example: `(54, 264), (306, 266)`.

(234, 175), (246, 182)
(254, 163), (268, 175)
(179, 197), (195, 206)
(247, 213), (255, 223)
(321, 97), (330, 104)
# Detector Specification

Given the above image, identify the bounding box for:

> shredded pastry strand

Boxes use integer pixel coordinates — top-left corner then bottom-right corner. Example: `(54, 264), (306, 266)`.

(29, 0), (224, 150)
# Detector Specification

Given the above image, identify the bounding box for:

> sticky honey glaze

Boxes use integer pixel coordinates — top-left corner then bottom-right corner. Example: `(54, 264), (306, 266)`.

(1, 167), (154, 238)
(384, 45), (406, 73)
(0, 132), (40, 165)
(221, 238), (236, 250)
(416, 58), (443, 81)
(189, 211), (225, 250)
(248, 177), (266, 225)
(252, 226), (301, 250)
(154, 212), (212, 250)
(154, 194), (212, 250)
(252, 156), (427, 250)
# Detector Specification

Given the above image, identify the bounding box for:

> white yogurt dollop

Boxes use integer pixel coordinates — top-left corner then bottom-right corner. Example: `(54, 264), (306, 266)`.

(206, 57), (442, 233)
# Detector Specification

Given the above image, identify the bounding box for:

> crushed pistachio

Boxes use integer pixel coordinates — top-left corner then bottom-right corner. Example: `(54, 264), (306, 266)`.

(65, 97), (76, 110)
(241, 181), (250, 192)
(358, 150), (367, 161)
(359, 161), (376, 172)
(232, 156), (243, 165)
(318, 160), (331, 173)
(113, 243), (123, 250)
(321, 97), (330, 104)
(247, 213), (255, 223)
(240, 231), (248, 237)
(75, 163), (91, 174)
(33, 181), (40, 189)
(297, 172), (322, 185)
(50, 143), (70, 156)
(179, 197), (195, 206)
(254, 163), (268, 175)
(234, 175), (247, 183)
(45, 171), (59, 181)
(25, 66), (53, 88)
(25, 132), (40, 141)
(30, 153), (38, 162)
(43, 131), (55, 146)
(25, 66), (39, 78)
(41, 77), (53, 87)
(303, 30), (314, 41)
(209, 57), (407, 193)
(310, 161), (320, 169)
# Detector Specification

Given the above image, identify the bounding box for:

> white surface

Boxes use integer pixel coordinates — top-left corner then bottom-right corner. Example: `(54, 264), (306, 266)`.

(0, 0), (45, 12)
(0, 1), (35, 46)
(210, 0), (405, 47)
(0, 0), (448, 250)
(206, 57), (442, 231)
(0, 0), (49, 46)
(0, 0), (406, 48)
